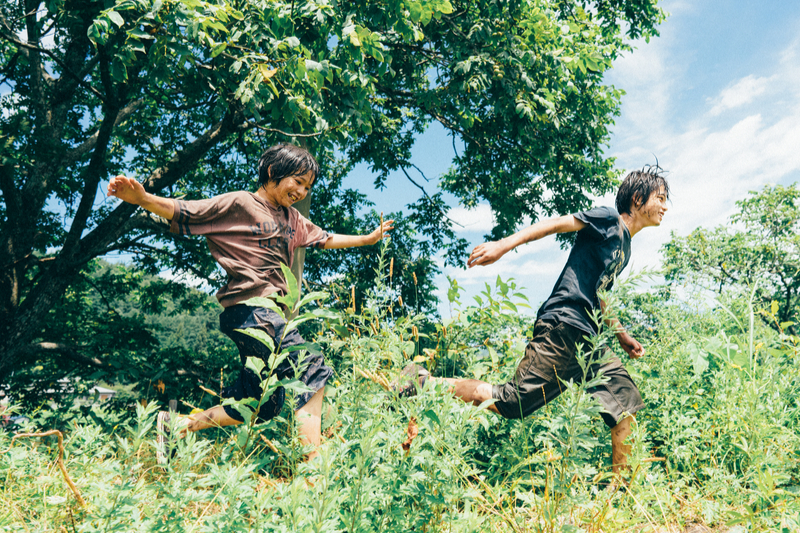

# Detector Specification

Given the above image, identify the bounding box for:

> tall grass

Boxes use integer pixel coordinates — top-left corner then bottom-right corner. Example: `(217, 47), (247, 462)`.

(2, 242), (799, 531)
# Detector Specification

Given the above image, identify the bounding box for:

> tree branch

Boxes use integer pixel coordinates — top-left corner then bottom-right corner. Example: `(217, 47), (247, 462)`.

(0, 24), (108, 104)
(250, 122), (327, 138)
(62, 102), (121, 257)
(77, 110), (249, 260)
(26, 342), (107, 369)
(65, 99), (145, 164)
(24, 342), (208, 381)
(397, 165), (463, 228)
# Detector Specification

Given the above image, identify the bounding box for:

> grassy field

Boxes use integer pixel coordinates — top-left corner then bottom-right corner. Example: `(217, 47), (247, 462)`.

(2, 262), (799, 532)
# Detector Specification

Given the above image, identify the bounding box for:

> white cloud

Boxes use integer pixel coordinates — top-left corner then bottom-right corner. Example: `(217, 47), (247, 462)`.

(708, 75), (769, 116)
(603, 23), (800, 286)
(448, 203), (495, 234)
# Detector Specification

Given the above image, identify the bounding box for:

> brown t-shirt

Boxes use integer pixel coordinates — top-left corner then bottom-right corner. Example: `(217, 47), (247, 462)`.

(169, 191), (330, 307)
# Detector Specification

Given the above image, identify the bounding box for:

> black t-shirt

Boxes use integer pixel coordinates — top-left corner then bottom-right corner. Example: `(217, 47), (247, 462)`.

(536, 206), (631, 335)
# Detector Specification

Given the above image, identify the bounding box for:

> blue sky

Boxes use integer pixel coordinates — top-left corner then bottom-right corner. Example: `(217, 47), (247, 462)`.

(343, 0), (800, 316)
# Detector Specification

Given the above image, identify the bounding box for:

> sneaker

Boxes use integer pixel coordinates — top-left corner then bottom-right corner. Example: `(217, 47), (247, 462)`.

(392, 363), (430, 398)
(156, 410), (174, 465)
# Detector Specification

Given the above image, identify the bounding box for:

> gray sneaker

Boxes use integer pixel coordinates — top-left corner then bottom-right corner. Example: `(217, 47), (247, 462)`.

(156, 410), (173, 465)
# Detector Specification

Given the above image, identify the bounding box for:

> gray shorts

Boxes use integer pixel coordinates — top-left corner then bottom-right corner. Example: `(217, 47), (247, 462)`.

(492, 320), (643, 428)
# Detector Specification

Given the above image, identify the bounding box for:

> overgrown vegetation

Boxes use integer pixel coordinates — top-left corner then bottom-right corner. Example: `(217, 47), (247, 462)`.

(3, 187), (800, 531)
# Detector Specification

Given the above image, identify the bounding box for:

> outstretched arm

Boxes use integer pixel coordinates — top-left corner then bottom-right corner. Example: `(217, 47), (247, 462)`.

(323, 219), (395, 249)
(599, 299), (644, 359)
(107, 175), (175, 220)
(467, 214), (586, 268)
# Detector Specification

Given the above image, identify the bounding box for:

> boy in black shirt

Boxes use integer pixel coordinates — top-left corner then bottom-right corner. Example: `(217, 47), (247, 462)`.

(404, 167), (668, 474)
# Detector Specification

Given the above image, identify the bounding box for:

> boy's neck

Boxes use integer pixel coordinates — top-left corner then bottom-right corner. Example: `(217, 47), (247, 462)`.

(255, 186), (279, 208)
(620, 212), (643, 238)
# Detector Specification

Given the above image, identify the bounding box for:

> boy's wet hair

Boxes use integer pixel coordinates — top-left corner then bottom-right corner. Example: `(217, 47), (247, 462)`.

(257, 144), (320, 188)
(615, 164), (670, 215)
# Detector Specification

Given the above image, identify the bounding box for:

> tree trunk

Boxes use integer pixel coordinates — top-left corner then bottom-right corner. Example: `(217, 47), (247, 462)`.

(291, 194), (311, 318)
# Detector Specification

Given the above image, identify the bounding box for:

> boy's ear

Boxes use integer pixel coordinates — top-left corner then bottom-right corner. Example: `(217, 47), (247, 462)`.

(632, 192), (645, 211)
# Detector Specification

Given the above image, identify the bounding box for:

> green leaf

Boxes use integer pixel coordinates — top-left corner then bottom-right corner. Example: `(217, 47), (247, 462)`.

(423, 409), (440, 426)
(87, 23), (102, 44)
(420, 7), (432, 25)
(284, 309), (339, 334)
(487, 346), (498, 365)
(210, 43), (227, 58)
(297, 291), (329, 310)
(686, 342), (708, 376)
(240, 297), (284, 317)
(408, 2), (422, 23)
(107, 10), (125, 28)
(475, 398), (497, 411)
(438, 0), (454, 14)
(109, 60), (128, 81)
(277, 263), (300, 310)
(236, 328), (275, 353)
(128, 28), (154, 40)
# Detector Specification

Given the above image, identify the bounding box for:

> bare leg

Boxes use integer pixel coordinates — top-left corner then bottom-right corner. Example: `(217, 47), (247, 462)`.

(610, 415), (633, 475)
(181, 390), (324, 461)
(295, 387), (324, 461)
(437, 377), (501, 415)
(185, 405), (241, 433)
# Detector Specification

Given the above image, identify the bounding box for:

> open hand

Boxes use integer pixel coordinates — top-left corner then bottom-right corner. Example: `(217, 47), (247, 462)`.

(107, 175), (146, 205)
(617, 332), (644, 359)
(369, 219), (395, 244)
(467, 240), (508, 268)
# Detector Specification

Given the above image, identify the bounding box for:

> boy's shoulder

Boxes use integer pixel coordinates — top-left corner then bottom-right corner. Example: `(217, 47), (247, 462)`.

(573, 206), (626, 241)
(574, 205), (621, 226)
(579, 205), (619, 218)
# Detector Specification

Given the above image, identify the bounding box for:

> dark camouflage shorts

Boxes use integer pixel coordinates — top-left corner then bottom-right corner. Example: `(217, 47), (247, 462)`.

(492, 320), (644, 428)
(219, 304), (333, 423)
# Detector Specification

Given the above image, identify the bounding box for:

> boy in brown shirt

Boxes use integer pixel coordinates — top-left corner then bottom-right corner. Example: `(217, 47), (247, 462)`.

(107, 143), (393, 463)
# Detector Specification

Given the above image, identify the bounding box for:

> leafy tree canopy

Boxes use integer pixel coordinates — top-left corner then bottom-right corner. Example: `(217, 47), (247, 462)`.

(662, 184), (800, 332)
(0, 0), (663, 377)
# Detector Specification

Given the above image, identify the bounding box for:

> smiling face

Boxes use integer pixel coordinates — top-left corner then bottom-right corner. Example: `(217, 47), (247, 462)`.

(636, 186), (669, 227)
(260, 170), (314, 208)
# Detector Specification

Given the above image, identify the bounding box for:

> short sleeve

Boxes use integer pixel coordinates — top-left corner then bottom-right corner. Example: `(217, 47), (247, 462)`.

(170, 193), (239, 235)
(293, 213), (330, 250)
(573, 206), (619, 240)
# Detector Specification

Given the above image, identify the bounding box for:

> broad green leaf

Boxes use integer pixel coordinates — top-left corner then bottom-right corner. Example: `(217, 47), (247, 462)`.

(210, 43), (227, 58)
(239, 296), (284, 317)
(487, 346), (498, 365)
(475, 398), (498, 411)
(408, 2), (422, 23)
(423, 409), (440, 426)
(686, 342), (708, 376)
(107, 10), (125, 28)
(297, 291), (329, 310)
(128, 28), (154, 40)
(279, 263), (300, 310)
(236, 328), (275, 353)
(438, 0), (454, 14)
